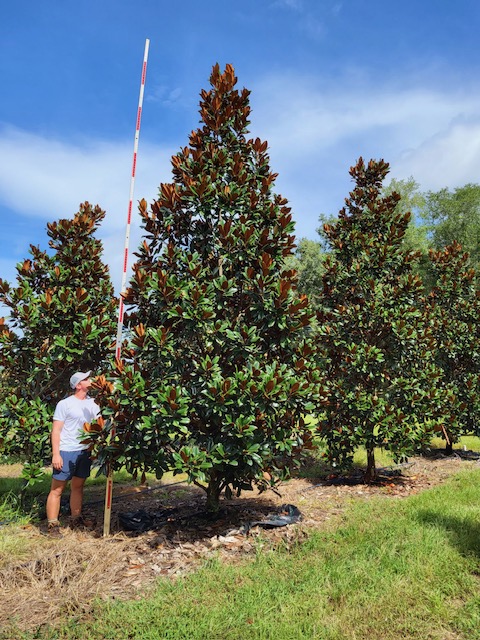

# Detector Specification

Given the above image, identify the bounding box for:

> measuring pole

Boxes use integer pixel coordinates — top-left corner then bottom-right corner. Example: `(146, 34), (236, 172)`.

(103, 38), (150, 537)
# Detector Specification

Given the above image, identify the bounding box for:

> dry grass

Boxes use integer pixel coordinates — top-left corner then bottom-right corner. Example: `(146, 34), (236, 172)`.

(0, 531), (142, 633)
(0, 463), (23, 478)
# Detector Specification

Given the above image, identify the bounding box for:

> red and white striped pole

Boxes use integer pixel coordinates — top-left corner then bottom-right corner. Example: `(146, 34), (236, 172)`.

(103, 38), (150, 537)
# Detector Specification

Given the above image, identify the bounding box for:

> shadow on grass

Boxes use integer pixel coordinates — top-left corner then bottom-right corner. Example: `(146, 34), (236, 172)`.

(0, 474), (51, 519)
(416, 510), (480, 559)
(421, 447), (480, 461)
(291, 452), (332, 480)
(292, 451), (413, 489)
(0, 477), (26, 495)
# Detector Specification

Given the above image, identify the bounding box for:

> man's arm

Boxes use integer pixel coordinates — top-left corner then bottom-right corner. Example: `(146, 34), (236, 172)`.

(51, 420), (64, 470)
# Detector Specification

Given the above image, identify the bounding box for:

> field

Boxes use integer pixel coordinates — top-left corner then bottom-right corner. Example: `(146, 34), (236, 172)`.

(1, 441), (480, 639)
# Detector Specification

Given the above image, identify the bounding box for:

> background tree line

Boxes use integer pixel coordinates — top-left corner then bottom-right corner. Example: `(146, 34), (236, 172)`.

(292, 178), (480, 299)
(1, 64), (480, 509)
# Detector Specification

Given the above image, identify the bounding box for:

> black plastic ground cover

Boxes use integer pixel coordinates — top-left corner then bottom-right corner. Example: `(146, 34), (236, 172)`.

(117, 503), (302, 534)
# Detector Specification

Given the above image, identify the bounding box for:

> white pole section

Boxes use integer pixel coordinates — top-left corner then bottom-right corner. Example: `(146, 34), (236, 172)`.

(103, 38), (150, 537)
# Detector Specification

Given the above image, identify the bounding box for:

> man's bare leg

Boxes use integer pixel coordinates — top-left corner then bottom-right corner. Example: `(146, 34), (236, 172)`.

(46, 479), (67, 523)
(70, 476), (86, 519)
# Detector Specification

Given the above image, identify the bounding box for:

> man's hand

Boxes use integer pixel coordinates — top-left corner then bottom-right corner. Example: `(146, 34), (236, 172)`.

(52, 453), (63, 471)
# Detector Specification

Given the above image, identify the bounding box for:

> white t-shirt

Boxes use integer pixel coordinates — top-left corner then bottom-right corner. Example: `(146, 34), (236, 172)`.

(53, 395), (100, 451)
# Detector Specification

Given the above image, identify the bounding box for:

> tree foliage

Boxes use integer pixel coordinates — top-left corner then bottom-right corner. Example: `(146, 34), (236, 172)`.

(380, 180), (480, 285)
(316, 159), (441, 481)
(422, 184), (480, 267)
(0, 203), (117, 482)
(91, 64), (321, 511)
(382, 177), (429, 251)
(286, 238), (326, 310)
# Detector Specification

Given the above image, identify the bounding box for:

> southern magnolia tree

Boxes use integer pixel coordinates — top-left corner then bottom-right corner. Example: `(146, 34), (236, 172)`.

(316, 158), (442, 481)
(0, 203), (117, 484)
(425, 242), (480, 452)
(91, 64), (321, 511)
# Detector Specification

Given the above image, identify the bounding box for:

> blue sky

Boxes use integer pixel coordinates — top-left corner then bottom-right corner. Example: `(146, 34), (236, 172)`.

(1, 0), (480, 299)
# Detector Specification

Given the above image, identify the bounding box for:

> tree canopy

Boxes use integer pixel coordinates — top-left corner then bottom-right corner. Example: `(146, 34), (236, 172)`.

(425, 241), (480, 451)
(91, 64), (322, 511)
(0, 203), (117, 485)
(316, 159), (441, 481)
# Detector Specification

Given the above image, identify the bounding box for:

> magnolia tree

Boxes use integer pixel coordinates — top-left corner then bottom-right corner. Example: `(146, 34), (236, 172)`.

(91, 64), (321, 512)
(425, 242), (480, 452)
(316, 158), (443, 481)
(0, 203), (117, 486)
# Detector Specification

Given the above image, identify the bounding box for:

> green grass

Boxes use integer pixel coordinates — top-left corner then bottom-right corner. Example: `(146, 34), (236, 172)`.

(352, 446), (396, 468)
(0, 468), (161, 501)
(11, 468), (480, 640)
(0, 492), (31, 525)
(87, 468), (161, 486)
(429, 435), (480, 452)
(299, 446), (402, 480)
(0, 492), (36, 564)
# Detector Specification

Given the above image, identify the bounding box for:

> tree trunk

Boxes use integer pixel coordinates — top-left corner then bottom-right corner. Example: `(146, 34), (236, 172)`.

(205, 473), (223, 513)
(441, 425), (453, 455)
(364, 446), (376, 483)
(20, 479), (28, 509)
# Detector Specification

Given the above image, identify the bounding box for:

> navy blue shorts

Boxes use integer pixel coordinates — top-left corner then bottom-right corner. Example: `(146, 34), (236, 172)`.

(53, 449), (91, 481)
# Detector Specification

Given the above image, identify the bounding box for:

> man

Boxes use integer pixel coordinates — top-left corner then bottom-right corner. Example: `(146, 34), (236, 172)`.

(45, 371), (100, 537)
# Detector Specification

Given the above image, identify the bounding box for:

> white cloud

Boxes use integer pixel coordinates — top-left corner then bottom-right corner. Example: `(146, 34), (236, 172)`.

(393, 116), (480, 190)
(252, 75), (478, 156)
(271, 0), (303, 10)
(0, 126), (172, 230)
(248, 73), (480, 237)
(269, 0), (341, 38)
(147, 85), (183, 106)
(0, 126), (175, 294)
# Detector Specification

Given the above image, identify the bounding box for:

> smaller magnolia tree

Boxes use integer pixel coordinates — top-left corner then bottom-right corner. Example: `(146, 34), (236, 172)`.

(89, 64), (322, 512)
(425, 241), (480, 452)
(316, 158), (443, 481)
(0, 203), (117, 486)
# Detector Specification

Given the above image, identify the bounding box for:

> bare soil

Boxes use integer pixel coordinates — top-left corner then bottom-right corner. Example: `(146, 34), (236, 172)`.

(1, 450), (479, 633)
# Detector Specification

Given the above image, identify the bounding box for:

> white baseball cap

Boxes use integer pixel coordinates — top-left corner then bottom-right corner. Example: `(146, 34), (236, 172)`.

(70, 371), (92, 389)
